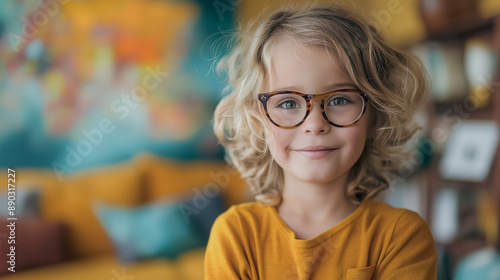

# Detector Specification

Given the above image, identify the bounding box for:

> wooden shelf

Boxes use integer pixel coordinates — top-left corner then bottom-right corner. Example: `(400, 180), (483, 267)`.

(432, 101), (495, 120)
(424, 16), (495, 42)
(421, 15), (500, 252)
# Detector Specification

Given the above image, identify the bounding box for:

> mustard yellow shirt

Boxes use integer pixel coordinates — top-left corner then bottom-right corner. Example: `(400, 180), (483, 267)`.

(205, 197), (437, 279)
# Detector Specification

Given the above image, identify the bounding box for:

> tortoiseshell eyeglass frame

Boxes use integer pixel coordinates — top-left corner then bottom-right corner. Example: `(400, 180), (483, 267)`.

(257, 89), (369, 129)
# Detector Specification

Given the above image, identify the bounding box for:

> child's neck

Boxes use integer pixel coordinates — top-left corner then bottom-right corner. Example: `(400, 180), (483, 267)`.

(276, 173), (357, 229)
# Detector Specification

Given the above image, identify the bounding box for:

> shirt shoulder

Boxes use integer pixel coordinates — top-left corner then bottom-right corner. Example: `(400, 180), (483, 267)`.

(363, 199), (437, 279)
(219, 201), (268, 219)
(205, 203), (264, 279)
(212, 201), (269, 232)
(357, 198), (434, 248)
(361, 198), (426, 227)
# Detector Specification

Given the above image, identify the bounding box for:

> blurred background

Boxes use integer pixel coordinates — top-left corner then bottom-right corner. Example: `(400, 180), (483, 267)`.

(0, 0), (500, 279)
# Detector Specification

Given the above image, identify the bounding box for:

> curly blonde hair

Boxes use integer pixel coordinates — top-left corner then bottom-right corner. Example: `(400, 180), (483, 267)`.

(213, 4), (428, 206)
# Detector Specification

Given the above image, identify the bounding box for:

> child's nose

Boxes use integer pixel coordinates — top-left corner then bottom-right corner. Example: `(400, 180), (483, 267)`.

(302, 101), (331, 134)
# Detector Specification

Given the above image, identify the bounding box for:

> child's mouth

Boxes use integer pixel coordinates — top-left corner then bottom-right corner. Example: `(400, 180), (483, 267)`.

(294, 146), (338, 159)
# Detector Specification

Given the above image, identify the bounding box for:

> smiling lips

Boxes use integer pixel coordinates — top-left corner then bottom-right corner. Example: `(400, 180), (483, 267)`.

(294, 146), (338, 159)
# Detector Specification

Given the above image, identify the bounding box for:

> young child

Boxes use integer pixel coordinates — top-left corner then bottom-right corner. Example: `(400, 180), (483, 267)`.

(205, 4), (437, 279)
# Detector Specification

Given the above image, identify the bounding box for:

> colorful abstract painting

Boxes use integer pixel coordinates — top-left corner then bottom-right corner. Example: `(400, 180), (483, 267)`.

(0, 0), (236, 171)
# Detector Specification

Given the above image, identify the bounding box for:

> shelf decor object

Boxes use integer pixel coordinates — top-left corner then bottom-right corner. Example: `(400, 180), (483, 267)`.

(413, 43), (469, 102)
(464, 38), (499, 108)
(439, 120), (499, 182)
(431, 188), (459, 243)
(419, 0), (479, 38)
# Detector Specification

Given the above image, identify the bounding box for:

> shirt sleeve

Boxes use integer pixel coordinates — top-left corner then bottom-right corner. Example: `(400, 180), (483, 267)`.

(204, 207), (252, 280)
(375, 210), (438, 280)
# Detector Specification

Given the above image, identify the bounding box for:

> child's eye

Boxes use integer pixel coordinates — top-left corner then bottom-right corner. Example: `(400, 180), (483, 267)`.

(277, 100), (301, 109)
(328, 96), (352, 106)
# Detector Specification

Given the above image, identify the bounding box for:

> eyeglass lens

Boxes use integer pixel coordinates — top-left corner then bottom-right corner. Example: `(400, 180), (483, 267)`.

(266, 91), (364, 127)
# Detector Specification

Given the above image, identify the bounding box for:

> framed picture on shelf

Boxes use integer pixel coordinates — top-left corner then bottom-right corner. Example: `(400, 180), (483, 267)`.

(431, 187), (459, 243)
(439, 120), (499, 182)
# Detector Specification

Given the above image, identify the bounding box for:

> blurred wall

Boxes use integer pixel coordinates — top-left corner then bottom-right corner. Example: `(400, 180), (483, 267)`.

(237, 0), (500, 46)
(236, 0), (423, 46)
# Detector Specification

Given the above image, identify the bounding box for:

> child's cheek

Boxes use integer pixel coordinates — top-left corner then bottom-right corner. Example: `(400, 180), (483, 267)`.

(346, 127), (368, 157)
(267, 129), (294, 161)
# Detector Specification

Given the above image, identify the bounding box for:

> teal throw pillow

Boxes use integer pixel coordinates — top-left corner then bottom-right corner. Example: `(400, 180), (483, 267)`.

(94, 200), (204, 262)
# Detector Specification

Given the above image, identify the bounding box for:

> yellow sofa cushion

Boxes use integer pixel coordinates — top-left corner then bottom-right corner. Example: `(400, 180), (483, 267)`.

(0, 168), (60, 192)
(177, 248), (206, 280)
(0, 254), (182, 280)
(135, 154), (248, 207)
(42, 162), (145, 259)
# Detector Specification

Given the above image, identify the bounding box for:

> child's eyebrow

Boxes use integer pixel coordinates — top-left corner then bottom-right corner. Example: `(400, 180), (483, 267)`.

(272, 82), (358, 93)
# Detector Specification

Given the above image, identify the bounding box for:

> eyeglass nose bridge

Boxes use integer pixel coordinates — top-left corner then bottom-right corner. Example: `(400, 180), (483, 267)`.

(301, 94), (330, 125)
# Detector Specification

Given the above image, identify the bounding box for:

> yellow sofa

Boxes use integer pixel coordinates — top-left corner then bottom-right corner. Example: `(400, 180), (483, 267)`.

(0, 153), (248, 280)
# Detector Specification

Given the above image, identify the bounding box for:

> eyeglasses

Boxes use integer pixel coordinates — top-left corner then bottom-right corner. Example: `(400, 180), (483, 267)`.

(258, 89), (368, 129)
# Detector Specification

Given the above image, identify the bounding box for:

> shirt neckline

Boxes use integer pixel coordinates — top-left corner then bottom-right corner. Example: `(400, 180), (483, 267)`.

(268, 197), (371, 248)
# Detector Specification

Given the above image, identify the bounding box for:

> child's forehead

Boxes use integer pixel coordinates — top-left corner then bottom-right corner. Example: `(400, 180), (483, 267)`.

(271, 38), (338, 64)
(263, 36), (351, 92)
(270, 35), (326, 54)
(264, 34), (347, 75)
